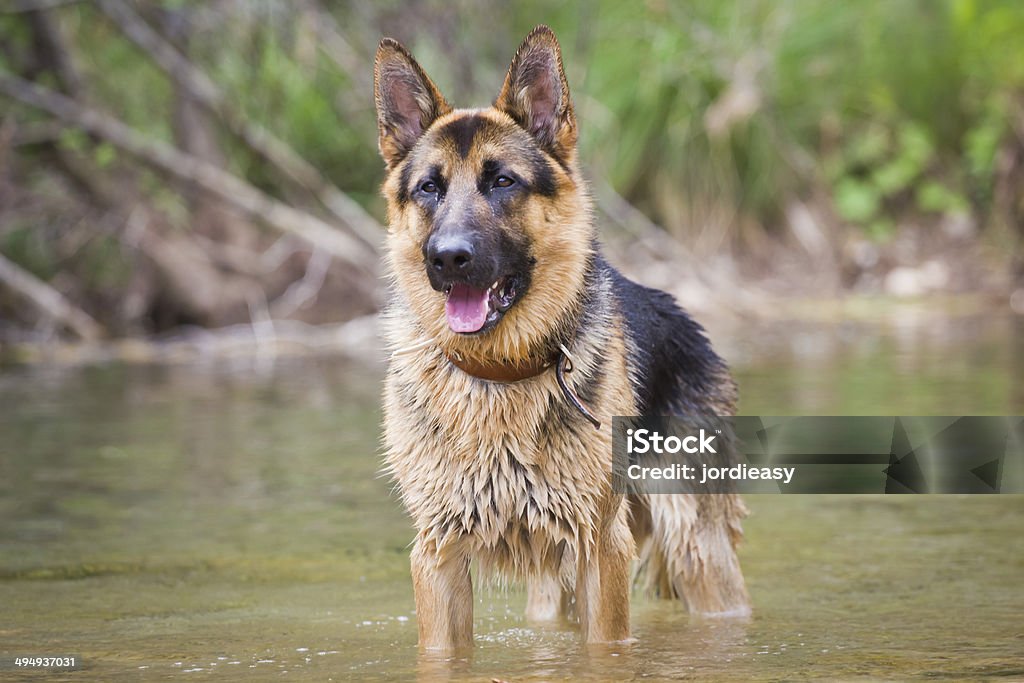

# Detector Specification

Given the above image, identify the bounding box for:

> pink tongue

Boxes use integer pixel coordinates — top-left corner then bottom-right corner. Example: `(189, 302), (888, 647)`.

(445, 283), (490, 333)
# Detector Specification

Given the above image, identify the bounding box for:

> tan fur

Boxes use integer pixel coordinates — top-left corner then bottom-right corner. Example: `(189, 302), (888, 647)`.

(629, 494), (750, 614)
(376, 26), (749, 651)
(382, 274), (636, 645)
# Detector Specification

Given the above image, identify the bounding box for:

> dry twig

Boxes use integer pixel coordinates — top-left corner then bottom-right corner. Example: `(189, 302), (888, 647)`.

(0, 251), (104, 340)
(95, 0), (383, 250)
(0, 74), (379, 272)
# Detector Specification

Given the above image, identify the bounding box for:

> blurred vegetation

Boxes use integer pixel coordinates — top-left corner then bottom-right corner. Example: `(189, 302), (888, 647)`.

(0, 0), (1023, 343)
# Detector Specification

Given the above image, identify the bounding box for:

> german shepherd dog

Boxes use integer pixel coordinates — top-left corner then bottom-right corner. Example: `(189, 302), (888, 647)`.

(376, 26), (749, 650)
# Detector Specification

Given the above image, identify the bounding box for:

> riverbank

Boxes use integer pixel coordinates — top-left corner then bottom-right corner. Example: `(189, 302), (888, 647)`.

(1, 293), (1017, 376)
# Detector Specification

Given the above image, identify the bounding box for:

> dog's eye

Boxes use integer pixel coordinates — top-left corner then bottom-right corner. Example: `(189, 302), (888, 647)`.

(493, 176), (515, 189)
(420, 181), (438, 194)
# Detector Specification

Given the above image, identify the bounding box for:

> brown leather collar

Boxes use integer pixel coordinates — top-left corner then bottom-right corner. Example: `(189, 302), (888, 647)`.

(444, 346), (602, 429)
(445, 351), (556, 383)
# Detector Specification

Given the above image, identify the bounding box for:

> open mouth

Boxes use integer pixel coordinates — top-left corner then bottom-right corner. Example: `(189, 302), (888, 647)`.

(443, 277), (517, 334)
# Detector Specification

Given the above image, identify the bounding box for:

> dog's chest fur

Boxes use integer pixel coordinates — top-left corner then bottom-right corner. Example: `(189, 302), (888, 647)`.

(382, 299), (634, 576)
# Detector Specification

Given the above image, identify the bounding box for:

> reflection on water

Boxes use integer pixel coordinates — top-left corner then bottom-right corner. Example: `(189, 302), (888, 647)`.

(1, 313), (1022, 681)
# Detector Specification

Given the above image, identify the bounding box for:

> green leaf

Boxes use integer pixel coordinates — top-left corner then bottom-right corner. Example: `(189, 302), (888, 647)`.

(897, 122), (933, 166)
(873, 158), (919, 195)
(834, 178), (881, 223)
(847, 125), (890, 166)
(965, 117), (1003, 179)
(58, 129), (89, 154)
(866, 218), (895, 242)
(94, 143), (117, 169)
(916, 180), (968, 214)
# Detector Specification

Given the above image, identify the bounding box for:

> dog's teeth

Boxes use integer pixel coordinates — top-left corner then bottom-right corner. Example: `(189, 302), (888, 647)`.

(490, 280), (500, 292)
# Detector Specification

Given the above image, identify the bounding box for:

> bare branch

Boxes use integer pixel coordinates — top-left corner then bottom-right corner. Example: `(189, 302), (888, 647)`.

(271, 247), (331, 317)
(0, 73), (379, 271)
(593, 177), (693, 261)
(0, 251), (104, 340)
(95, 0), (384, 249)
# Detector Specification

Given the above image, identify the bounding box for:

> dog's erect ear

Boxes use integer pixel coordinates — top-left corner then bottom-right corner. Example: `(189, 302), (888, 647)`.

(374, 38), (451, 167)
(496, 25), (577, 159)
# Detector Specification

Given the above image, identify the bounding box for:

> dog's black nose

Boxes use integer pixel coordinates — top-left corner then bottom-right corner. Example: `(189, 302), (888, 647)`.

(427, 234), (474, 279)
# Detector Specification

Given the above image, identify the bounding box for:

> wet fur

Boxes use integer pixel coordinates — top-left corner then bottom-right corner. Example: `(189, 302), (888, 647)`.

(377, 26), (749, 651)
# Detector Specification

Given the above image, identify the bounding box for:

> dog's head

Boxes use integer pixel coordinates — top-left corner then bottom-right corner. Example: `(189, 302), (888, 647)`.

(375, 26), (593, 362)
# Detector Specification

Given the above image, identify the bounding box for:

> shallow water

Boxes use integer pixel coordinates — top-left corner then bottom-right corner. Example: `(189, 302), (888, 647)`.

(1, 313), (1022, 681)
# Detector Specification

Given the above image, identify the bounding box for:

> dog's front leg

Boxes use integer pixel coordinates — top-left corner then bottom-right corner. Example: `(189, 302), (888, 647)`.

(410, 538), (473, 650)
(575, 509), (634, 643)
